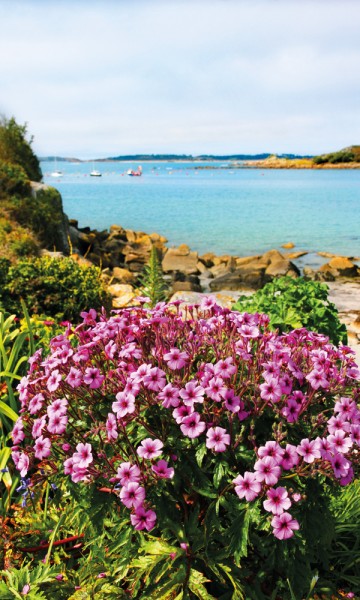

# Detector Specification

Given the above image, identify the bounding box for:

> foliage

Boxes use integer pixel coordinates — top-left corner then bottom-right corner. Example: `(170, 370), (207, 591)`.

(138, 244), (169, 307)
(0, 117), (42, 182)
(232, 276), (347, 345)
(0, 256), (111, 323)
(0, 161), (30, 198)
(312, 147), (360, 165)
(9, 300), (360, 598)
(0, 217), (39, 263)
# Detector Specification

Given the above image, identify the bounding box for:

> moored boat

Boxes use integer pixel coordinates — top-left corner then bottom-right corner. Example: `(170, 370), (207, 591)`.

(127, 166), (142, 177)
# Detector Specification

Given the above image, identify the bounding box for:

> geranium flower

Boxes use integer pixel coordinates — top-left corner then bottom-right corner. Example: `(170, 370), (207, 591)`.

(296, 438), (321, 463)
(206, 427), (230, 452)
(34, 436), (51, 460)
(180, 412), (206, 439)
(254, 457), (281, 485)
(151, 460), (174, 479)
(73, 442), (93, 468)
(116, 462), (141, 485)
(263, 487), (291, 515)
(271, 512), (299, 540)
(120, 482), (146, 508)
(137, 438), (163, 460)
(130, 506), (157, 531)
(233, 472), (261, 502)
(163, 348), (188, 370)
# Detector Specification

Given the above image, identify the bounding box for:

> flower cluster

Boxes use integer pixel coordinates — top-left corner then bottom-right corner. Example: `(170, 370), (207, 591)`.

(12, 300), (360, 539)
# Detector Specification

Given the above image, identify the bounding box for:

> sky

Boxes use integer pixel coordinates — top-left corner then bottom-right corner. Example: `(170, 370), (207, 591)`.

(1, 0), (359, 159)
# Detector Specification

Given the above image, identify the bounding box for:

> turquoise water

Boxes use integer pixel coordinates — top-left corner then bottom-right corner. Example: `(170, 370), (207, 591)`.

(41, 161), (360, 266)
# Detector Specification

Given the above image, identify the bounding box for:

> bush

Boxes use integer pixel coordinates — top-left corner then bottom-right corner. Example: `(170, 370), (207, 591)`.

(233, 276), (347, 345)
(0, 116), (42, 182)
(11, 299), (360, 598)
(0, 256), (111, 322)
(0, 160), (31, 198)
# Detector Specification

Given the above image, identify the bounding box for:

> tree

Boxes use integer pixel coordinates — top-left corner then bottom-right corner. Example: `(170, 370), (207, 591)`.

(0, 116), (42, 181)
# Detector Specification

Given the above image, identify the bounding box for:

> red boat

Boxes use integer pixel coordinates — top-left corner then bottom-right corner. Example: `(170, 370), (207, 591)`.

(127, 166), (142, 176)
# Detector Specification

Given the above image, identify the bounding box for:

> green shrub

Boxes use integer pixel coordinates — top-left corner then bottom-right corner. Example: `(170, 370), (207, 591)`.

(0, 160), (31, 197)
(233, 276), (347, 345)
(0, 256), (111, 322)
(0, 116), (42, 182)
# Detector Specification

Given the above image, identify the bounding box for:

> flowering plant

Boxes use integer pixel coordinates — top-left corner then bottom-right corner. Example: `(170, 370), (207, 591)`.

(12, 299), (360, 597)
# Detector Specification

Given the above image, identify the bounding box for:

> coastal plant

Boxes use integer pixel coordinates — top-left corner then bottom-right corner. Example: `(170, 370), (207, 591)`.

(233, 276), (347, 345)
(138, 244), (169, 307)
(0, 256), (111, 323)
(0, 116), (42, 182)
(9, 299), (360, 598)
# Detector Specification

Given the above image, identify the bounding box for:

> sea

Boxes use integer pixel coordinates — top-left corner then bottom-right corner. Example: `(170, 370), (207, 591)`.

(41, 160), (360, 270)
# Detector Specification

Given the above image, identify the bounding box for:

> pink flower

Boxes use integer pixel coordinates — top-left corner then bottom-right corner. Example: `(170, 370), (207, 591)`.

(17, 452), (30, 477)
(259, 378), (282, 403)
(116, 462), (141, 486)
(28, 393), (44, 414)
(296, 438), (321, 463)
(206, 427), (230, 452)
(214, 357), (237, 379)
(47, 414), (68, 435)
(233, 471), (261, 502)
(64, 457), (75, 475)
(83, 367), (104, 389)
(327, 431), (353, 454)
(306, 369), (329, 390)
(263, 487), (291, 515)
(271, 512), (300, 540)
(172, 404), (194, 423)
(34, 436), (51, 460)
(12, 419), (25, 444)
(112, 391), (135, 418)
(258, 441), (284, 464)
(327, 415), (350, 435)
(32, 416), (46, 438)
(281, 399), (300, 423)
(180, 412), (206, 439)
(137, 438), (163, 460)
(334, 397), (357, 420)
(280, 444), (299, 470)
(331, 453), (351, 479)
(47, 398), (68, 418)
(152, 460), (174, 479)
(158, 383), (180, 408)
(106, 413), (118, 440)
(46, 370), (62, 392)
(73, 443), (93, 468)
(163, 348), (188, 370)
(223, 389), (241, 413)
(65, 367), (83, 388)
(205, 377), (228, 402)
(130, 505), (157, 531)
(179, 381), (205, 406)
(254, 457), (281, 486)
(120, 482), (146, 508)
(143, 367), (166, 391)
(71, 465), (89, 483)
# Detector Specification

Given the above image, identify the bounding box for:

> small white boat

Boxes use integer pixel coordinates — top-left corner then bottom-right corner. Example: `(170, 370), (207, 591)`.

(51, 157), (63, 177)
(90, 169), (102, 177)
(127, 165), (142, 177)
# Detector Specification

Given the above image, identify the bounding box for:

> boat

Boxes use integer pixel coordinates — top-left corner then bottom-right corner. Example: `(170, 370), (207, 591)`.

(90, 162), (102, 177)
(51, 157), (63, 178)
(127, 165), (142, 177)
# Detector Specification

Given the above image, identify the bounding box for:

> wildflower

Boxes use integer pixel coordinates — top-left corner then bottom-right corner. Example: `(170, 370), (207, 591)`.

(143, 367), (166, 391)
(17, 453), (30, 478)
(258, 441), (284, 463)
(34, 436), (51, 460)
(206, 427), (230, 452)
(180, 412), (206, 439)
(296, 438), (321, 463)
(137, 438), (163, 460)
(47, 398), (68, 418)
(173, 403), (194, 423)
(259, 378), (282, 403)
(306, 369), (329, 390)
(83, 367), (104, 389)
(330, 453), (351, 479)
(112, 391), (135, 418)
(214, 357), (237, 379)
(254, 457), (281, 486)
(223, 389), (241, 412)
(271, 512), (300, 540)
(152, 460), (174, 479)
(205, 377), (228, 402)
(158, 383), (180, 408)
(106, 413), (118, 440)
(327, 430), (353, 454)
(116, 462), (141, 486)
(65, 367), (83, 388)
(73, 443), (93, 468)
(179, 381), (205, 406)
(28, 393), (45, 414)
(163, 348), (188, 370)
(46, 369), (62, 392)
(280, 444), (299, 470)
(12, 419), (25, 444)
(32, 416), (46, 438)
(47, 414), (68, 435)
(233, 472), (261, 502)
(120, 482), (146, 508)
(263, 487), (291, 515)
(130, 505), (157, 531)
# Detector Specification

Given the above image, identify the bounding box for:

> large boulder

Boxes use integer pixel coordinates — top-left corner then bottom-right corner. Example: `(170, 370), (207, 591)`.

(328, 257), (359, 277)
(162, 246), (199, 275)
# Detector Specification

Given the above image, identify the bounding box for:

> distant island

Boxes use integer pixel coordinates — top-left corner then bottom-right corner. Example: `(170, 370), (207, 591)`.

(39, 146), (360, 168)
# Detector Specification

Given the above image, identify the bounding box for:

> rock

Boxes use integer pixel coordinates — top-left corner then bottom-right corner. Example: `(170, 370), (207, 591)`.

(303, 267), (316, 280)
(125, 229), (137, 243)
(235, 255), (262, 267)
(209, 264), (232, 278)
(162, 247), (199, 274)
(172, 281), (203, 293)
(111, 267), (136, 283)
(70, 253), (94, 267)
(328, 257), (359, 277)
(40, 250), (64, 259)
(169, 290), (252, 309)
(112, 292), (138, 309)
(199, 252), (216, 267)
(262, 249), (284, 264)
(283, 251), (308, 260)
(30, 182), (70, 254)
(316, 265), (336, 281)
(210, 265), (266, 291)
(265, 259), (300, 278)
(176, 244), (191, 256)
(107, 283), (134, 296)
(196, 260), (208, 274)
(281, 242), (295, 249)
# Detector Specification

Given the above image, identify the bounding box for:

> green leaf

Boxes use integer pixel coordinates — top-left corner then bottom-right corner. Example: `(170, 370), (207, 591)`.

(0, 400), (18, 422)
(188, 569), (217, 600)
(195, 443), (207, 468)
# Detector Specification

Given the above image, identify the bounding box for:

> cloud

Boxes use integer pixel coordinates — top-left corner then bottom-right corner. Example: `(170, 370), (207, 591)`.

(0, 0), (359, 156)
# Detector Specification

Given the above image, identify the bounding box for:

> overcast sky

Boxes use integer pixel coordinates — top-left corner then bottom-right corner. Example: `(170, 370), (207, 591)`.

(1, 0), (359, 158)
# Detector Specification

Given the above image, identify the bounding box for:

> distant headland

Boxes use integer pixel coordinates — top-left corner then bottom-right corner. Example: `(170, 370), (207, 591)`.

(40, 146), (360, 168)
